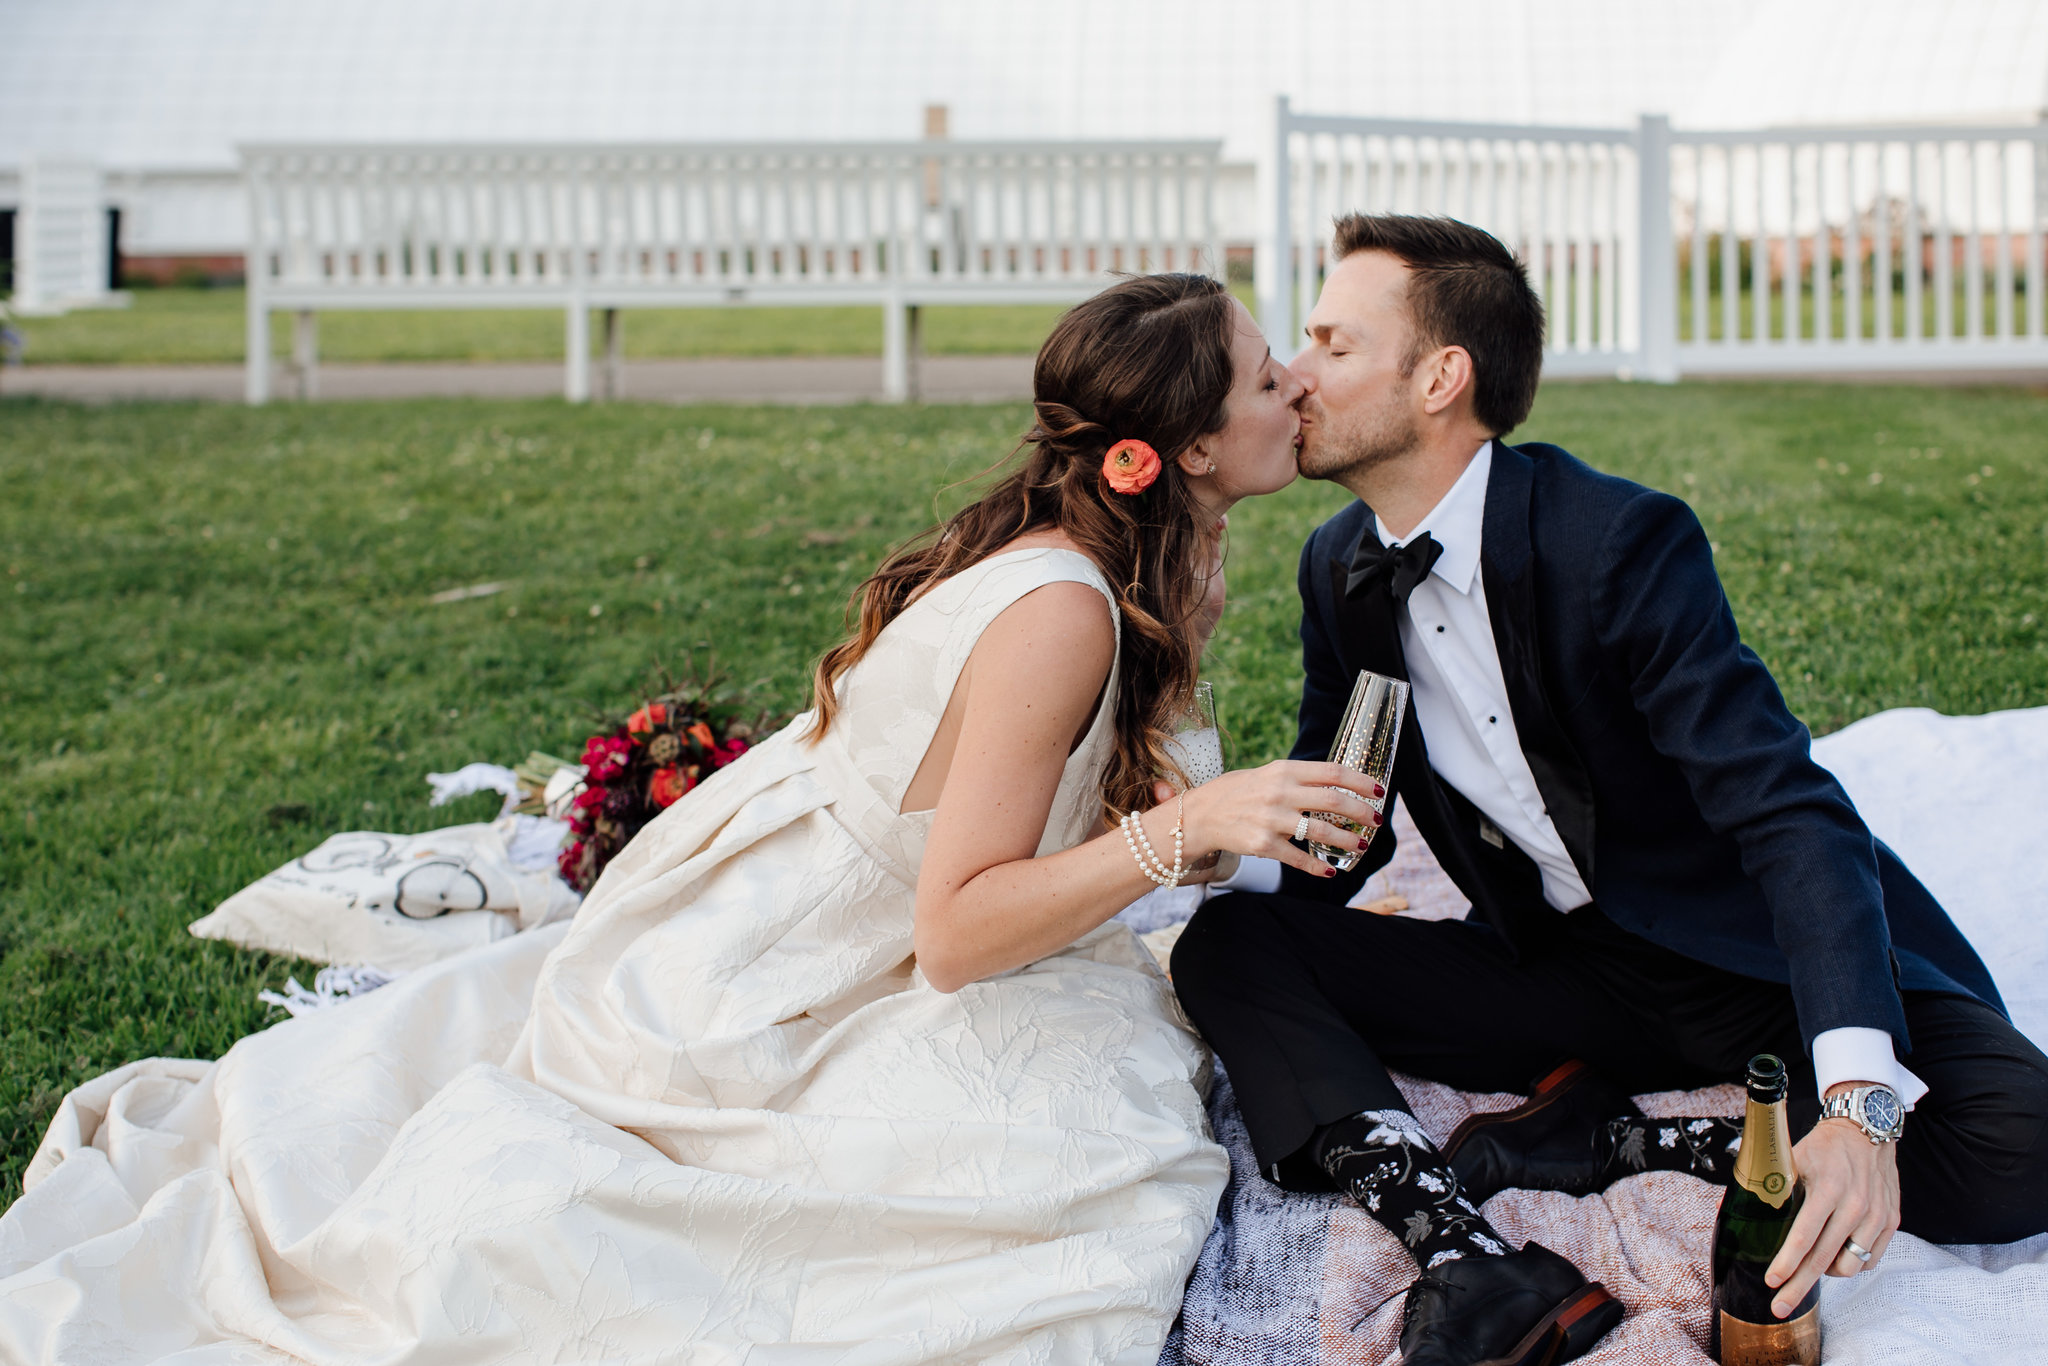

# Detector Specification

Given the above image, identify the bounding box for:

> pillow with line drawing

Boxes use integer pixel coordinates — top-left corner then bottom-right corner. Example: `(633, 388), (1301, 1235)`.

(188, 823), (579, 972)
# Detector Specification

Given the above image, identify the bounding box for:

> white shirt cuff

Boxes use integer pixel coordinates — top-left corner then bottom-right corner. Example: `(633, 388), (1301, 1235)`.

(1812, 1026), (1928, 1109)
(1209, 854), (1283, 895)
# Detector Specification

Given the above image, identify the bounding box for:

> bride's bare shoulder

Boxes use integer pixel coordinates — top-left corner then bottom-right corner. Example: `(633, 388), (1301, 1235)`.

(989, 529), (1089, 559)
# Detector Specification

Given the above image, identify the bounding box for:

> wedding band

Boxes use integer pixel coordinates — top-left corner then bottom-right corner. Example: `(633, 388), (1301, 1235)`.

(1292, 813), (1312, 842)
(1845, 1239), (1873, 1263)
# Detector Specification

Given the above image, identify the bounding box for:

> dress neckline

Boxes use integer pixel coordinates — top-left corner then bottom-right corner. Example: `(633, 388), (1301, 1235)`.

(909, 545), (1115, 611)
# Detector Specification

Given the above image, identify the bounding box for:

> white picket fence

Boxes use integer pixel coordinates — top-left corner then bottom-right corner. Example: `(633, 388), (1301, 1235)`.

(242, 140), (1224, 403)
(12, 161), (122, 315)
(1263, 98), (2048, 380)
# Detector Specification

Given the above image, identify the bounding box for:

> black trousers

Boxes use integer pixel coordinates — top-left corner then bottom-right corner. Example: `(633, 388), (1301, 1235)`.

(1170, 892), (2048, 1247)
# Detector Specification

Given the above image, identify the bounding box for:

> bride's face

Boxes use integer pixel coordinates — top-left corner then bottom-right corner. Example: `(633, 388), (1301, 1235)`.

(1182, 299), (1305, 513)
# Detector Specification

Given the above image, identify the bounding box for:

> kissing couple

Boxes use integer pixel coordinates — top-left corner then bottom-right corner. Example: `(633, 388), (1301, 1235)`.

(5, 216), (2046, 1366)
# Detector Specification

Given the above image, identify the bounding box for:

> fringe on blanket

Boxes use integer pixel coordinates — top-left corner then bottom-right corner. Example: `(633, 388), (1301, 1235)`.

(257, 964), (402, 1016)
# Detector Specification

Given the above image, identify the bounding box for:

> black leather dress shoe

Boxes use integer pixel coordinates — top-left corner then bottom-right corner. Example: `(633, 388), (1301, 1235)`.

(1442, 1060), (1641, 1206)
(1397, 1242), (1623, 1366)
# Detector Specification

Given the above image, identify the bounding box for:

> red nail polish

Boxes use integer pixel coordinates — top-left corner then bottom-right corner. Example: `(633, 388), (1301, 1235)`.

(1373, 783), (1386, 798)
(1371, 811), (1384, 827)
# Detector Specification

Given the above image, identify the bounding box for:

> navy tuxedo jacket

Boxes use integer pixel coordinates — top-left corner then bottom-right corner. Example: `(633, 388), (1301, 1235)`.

(1281, 439), (2002, 1055)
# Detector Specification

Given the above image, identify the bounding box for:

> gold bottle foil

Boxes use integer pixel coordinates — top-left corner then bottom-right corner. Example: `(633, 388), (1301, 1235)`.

(1729, 1097), (1797, 1209)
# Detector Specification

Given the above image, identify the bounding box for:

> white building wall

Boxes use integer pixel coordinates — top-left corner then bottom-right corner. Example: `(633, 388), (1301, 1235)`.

(2, 0), (2042, 255)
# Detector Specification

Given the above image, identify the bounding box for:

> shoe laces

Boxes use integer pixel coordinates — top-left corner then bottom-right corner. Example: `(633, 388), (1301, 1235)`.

(1397, 1273), (1457, 1336)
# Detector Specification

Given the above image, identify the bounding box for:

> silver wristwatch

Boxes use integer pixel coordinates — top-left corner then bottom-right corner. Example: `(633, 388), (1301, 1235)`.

(1820, 1084), (1905, 1144)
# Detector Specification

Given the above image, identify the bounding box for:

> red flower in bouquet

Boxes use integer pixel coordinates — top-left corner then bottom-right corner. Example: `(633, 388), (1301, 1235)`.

(687, 721), (716, 750)
(711, 738), (750, 769)
(626, 703), (668, 734)
(582, 734), (634, 782)
(648, 765), (696, 808)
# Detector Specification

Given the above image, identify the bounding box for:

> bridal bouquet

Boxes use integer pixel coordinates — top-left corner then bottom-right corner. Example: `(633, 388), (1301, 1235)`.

(549, 679), (774, 893)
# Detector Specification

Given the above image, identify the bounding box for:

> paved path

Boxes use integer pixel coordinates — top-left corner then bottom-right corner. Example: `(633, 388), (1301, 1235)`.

(0, 356), (1037, 405)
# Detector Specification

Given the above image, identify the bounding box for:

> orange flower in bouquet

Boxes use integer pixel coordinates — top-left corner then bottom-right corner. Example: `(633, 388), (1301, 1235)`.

(648, 765), (695, 808)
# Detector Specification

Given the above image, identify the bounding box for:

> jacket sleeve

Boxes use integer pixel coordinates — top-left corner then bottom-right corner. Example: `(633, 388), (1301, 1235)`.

(1277, 525), (1387, 905)
(1592, 490), (1908, 1051)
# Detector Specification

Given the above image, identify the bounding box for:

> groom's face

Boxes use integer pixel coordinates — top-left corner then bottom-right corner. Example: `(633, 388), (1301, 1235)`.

(1289, 251), (1423, 483)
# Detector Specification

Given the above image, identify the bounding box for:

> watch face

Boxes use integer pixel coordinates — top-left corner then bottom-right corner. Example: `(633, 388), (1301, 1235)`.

(1864, 1088), (1902, 1133)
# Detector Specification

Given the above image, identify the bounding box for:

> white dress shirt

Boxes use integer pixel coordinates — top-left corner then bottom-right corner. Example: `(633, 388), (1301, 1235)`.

(1384, 442), (1924, 1108)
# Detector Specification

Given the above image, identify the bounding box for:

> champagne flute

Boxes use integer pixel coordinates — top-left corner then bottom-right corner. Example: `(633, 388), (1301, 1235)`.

(1161, 680), (1234, 882)
(1304, 670), (1408, 871)
(1162, 681), (1224, 790)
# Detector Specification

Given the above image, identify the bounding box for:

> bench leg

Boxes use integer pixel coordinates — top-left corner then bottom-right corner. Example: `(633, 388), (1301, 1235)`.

(907, 304), (923, 403)
(882, 299), (908, 403)
(246, 294), (270, 405)
(602, 307), (622, 401)
(565, 302), (590, 403)
(293, 310), (319, 401)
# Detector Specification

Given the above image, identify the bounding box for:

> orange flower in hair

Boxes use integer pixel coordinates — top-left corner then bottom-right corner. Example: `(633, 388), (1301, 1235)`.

(1103, 439), (1162, 495)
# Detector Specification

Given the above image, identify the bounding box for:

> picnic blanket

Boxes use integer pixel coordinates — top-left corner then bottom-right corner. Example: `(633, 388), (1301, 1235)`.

(1144, 706), (2048, 1366)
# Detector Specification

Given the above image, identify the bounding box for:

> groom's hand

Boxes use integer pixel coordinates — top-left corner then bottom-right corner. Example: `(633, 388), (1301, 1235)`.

(1764, 1083), (1901, 1318)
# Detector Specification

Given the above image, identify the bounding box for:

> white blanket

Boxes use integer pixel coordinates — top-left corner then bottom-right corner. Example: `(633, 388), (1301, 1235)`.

(1157, 706), (2048, 1366)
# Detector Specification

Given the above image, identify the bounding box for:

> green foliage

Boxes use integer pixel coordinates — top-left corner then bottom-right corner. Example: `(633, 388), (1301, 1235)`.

(2, 381), (2044, 1204)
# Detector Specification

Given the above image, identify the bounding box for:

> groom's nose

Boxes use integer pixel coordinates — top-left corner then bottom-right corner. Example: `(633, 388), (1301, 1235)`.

(1289, 359), (1318, 399)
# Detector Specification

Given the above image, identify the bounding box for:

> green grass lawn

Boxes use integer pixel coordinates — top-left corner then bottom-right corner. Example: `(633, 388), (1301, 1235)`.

(12, 287), (1074, 365)
(3, 381), (2046, 1203)
(11, 284), (1265, 366)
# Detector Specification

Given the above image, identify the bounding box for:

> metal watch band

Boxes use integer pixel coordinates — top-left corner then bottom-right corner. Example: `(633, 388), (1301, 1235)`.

(1821, 1084), (1904, 1144)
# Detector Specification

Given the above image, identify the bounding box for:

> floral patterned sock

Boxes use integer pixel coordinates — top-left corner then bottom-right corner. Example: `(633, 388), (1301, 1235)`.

(1312, 1109), (1512, 1270)
(1602, 1115), (1744, 1183)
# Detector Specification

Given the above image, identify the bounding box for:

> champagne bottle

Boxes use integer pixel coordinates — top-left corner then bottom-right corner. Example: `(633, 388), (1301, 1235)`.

(1711, 1054), (1821, 1365)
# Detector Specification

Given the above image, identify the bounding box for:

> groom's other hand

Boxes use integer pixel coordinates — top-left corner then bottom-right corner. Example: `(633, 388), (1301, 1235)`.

(1764, 1082), (1902, 1317)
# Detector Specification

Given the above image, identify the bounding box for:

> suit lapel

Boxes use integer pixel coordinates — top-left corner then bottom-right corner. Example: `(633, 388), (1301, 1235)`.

(1479, 443), (1597, 886)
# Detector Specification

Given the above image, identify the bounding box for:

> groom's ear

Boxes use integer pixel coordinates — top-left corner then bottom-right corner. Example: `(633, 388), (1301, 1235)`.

(1417, 345), (1476, 419)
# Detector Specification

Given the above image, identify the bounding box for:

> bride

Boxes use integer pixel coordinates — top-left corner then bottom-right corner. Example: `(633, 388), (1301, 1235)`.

(0, 274), (1380, 1364)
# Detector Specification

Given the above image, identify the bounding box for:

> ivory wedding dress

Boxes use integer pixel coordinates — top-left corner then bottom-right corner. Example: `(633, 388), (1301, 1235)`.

(0, 548), (1229, 1364)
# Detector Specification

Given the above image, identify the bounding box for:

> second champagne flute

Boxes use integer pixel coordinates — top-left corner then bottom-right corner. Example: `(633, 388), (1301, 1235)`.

(1303, 669), (1408, 872)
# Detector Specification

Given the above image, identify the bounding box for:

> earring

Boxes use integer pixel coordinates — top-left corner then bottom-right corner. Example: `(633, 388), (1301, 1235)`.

(1206, 461), (1217, 474)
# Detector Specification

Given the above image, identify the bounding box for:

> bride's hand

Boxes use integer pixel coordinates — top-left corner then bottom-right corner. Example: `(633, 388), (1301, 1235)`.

(1171, 761), (1382, 880)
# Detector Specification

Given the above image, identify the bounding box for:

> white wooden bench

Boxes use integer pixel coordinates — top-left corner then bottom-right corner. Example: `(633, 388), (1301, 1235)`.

(242, 140), (1225, 404)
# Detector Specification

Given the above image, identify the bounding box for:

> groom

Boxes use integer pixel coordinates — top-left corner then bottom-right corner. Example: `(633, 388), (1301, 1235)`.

(1171, 214), (2048, 1366)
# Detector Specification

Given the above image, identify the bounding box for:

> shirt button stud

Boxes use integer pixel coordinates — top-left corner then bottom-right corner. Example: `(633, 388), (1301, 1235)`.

(1488, 716), (1497, 724)
(1436, 625), (1445, 633)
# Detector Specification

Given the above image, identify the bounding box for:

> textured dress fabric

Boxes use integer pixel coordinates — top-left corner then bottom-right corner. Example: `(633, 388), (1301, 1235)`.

(0, 547), (1230, 1365)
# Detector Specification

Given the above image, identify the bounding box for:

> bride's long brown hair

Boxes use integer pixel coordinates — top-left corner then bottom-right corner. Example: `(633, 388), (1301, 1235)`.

(808, 272), (1238, 821)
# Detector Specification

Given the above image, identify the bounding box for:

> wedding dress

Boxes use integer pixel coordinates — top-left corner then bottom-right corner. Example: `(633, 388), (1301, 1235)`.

(0, 547), (1229, 1364)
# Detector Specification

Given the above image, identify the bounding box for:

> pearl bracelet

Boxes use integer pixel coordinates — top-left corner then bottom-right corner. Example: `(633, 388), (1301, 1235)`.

(1120, 797), (1186, 888)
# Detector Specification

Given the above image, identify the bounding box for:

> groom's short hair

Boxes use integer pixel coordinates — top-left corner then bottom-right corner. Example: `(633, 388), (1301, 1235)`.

(1331, 214), (1545, 436)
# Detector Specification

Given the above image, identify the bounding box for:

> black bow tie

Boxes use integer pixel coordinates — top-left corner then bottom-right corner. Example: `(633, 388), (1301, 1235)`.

(1346, 530), (1444, 605)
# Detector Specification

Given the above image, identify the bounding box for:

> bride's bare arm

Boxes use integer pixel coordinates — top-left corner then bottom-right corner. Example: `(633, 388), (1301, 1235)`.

(912, 585), (1380, 993)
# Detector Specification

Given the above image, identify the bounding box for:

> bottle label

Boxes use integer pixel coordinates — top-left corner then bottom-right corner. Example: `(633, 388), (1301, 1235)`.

(1718, 1306), (1821, 1365)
